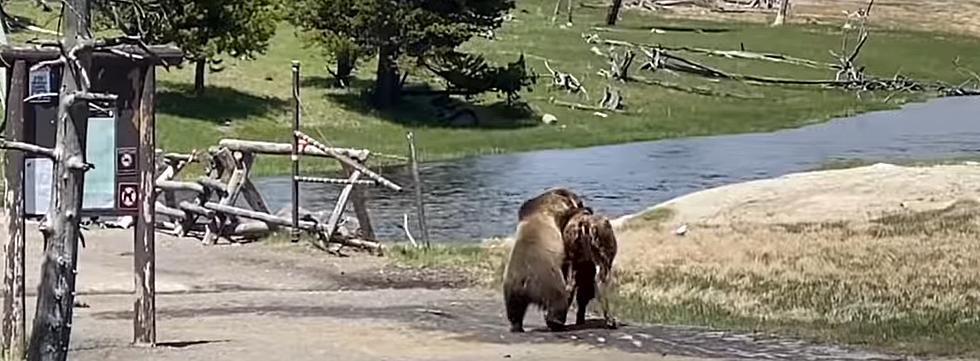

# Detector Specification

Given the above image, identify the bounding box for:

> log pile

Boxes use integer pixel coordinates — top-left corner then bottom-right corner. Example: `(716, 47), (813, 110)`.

(150, 132), (402, 255)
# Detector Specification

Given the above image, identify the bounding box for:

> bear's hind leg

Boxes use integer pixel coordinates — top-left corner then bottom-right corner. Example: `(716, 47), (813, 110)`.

(574, 264), (597, 325)
(505, 291), (530, 333)
(544, 289), (571, 332)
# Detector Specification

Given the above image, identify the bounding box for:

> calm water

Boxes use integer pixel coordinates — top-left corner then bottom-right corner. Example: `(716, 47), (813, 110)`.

(253, 96), (980, 243)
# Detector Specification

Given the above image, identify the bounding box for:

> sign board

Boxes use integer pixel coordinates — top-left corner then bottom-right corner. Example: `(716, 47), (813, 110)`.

(22, 63), (142, 217)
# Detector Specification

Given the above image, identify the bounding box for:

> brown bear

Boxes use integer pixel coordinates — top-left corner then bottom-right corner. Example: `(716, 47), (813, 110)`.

(502, 187), (585, 333)
(562, 206), (619, 328)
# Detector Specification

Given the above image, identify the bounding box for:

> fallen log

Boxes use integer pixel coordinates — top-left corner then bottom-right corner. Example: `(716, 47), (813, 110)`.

(227, 221), (272, 239)
(294, 176), (378, 186)
(659, 45), (833, 69)
(204, 202), (316, 230)
(196, 177), (228, 195)
(631, 75), (762, 99)
(204, 151), (251, 245)
(218, 139), (369, 161)
(155, 180), (206, 194)
(550, 98), (626, 113)
(294, 131), (403, 192)
(202, 202), (383, 252)
(154, 202), (187, 220)
(177, 201), (214, 218)
(162, 152), (197, 163)
(584, 34), (832, 69)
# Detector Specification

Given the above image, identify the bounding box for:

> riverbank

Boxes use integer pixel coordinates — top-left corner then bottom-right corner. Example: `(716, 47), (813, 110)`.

(392, 162), (980, 356)
(0, 212), (904, 361)
(5, 1), (979, 176)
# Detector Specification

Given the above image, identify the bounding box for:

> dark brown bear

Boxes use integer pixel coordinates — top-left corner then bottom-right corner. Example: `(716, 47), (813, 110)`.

(562, 206), (618, 328)
(502, 188), (585, 333)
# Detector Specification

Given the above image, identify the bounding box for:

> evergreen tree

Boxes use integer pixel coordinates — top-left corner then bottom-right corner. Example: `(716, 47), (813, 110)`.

(290, 0), (515, 108)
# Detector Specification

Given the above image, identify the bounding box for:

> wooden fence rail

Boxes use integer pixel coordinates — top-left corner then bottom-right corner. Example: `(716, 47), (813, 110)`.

(150, 134), (401, 255)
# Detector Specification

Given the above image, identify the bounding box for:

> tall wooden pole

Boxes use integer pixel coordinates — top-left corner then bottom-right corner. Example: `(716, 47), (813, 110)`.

(290, 61), (300, 243)
(133, 66), (156, 346)
(406, 132), (429, 248)
(771, 0), (790, 26)
(343, 163), (375, 240)
(605, 0), (624, 25)
(2, 60), (27, 361)
(28, 0), (93, 359)
(0, 10), (9, 111)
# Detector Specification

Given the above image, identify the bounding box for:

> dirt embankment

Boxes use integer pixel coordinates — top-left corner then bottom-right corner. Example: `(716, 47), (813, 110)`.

(619, 162), (980, 228)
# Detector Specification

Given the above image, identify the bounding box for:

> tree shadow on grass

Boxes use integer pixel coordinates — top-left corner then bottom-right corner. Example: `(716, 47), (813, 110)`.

(615, 24), (734, 33)
(300, 75), (374, 90)
(156, 80), (290, 124)
(325, 82), (541, 130)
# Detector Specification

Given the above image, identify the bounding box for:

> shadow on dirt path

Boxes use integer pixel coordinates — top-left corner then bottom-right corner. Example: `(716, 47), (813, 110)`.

(87, 292), (909, 361)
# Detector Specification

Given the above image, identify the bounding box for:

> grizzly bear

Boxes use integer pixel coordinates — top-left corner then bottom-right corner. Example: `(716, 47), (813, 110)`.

(562, 206), (619, 328)
(502, 188), (585, 333)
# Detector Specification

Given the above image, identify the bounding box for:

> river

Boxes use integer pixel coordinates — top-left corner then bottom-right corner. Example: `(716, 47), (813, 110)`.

(253, 96), (980, 243)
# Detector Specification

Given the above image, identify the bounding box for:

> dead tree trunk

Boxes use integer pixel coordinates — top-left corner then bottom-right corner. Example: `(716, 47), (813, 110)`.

(2, 60), (27, 361)
(133, 66), (156, 345)
(194, 59), (206, 96)
(372, 46), (401, 109)
(771, 0), (789, 26)
(27, 0), (101, 359)
(606, 0), (625, 25)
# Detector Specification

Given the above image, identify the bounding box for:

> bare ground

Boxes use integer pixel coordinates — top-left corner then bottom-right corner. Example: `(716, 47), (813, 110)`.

(2, 219), (915, 360)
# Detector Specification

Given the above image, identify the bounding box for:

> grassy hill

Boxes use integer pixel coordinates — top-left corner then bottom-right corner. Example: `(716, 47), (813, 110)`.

(3, 0), (980, 175)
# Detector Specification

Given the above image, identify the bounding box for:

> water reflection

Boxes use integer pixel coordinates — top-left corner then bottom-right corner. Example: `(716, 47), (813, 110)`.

(254, 96), (980, 243)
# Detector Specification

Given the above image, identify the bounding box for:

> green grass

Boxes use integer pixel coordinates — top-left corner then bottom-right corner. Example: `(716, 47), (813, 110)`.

(5, 0), (979, 175)
(388, 243), (510, 287)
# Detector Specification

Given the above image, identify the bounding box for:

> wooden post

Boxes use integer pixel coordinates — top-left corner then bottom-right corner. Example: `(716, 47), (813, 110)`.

(566, 0), (574, 24)
(771, 0), (790, 26)
(342, 163), (375, 240)
(1, 60), (27, 361)
(203, 151), (250, 244)
(217, 139), (368, 159)
(406, 132), (430, 248)
(290, 61), (300, 243)
(606, 0), (624, 25)
(28, 0), (95, 359)
(240, 180), (271, 214)
(134, 66), (156, 346)
(322, 166), (363, 246)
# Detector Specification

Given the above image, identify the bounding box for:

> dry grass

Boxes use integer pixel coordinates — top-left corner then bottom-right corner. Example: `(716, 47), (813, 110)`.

(651, 0), (980, 36)
(392, 198), (980, 355)
(612, 200), (980, 355)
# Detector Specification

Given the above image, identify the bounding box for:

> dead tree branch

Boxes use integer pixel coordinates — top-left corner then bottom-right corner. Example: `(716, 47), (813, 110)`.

(631, 76), (762, 99)
(0, 139), (56, 158)
(583, 33), (831, 69)
(543, 60), (589, 99)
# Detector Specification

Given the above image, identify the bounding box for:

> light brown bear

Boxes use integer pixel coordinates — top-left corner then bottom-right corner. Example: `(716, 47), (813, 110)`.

(502, 188), (585, 333)
(562, 206), (619, 329)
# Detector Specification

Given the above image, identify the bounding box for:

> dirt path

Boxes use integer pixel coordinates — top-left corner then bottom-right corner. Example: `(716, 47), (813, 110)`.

(0, 220), (917, 361)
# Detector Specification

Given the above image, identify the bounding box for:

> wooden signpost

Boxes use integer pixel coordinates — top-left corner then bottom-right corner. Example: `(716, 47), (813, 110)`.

(0, 41), (182, 358)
